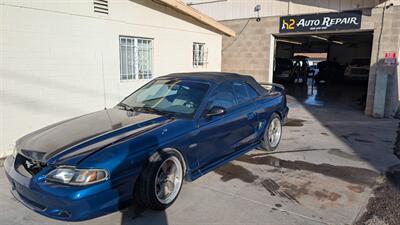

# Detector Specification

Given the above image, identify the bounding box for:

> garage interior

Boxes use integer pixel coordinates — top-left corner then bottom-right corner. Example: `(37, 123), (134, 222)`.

(273, 31), (373, 112)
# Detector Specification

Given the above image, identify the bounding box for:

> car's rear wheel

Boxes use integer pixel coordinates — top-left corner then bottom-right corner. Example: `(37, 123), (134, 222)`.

(137, 150), (184, 210)
(260, 113), (282, 151)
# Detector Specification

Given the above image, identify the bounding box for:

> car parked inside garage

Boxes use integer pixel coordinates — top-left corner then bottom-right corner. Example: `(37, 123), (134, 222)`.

(273, 57), (294, 82)
(344, 58), (371, 81)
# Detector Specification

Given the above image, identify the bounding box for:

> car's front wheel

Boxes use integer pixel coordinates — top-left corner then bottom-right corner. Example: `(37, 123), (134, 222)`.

(260, 113), (282, 151)
(137, 150), (184, 210)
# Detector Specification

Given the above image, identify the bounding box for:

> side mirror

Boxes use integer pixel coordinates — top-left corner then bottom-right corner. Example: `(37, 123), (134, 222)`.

(205, 106), (226, 118)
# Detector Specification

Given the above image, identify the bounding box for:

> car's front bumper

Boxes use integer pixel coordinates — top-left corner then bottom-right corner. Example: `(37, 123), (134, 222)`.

(4, 156), (137, 221)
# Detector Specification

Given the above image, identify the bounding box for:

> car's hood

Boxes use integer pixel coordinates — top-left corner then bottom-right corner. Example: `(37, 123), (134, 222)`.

(16, 108), (171, 163)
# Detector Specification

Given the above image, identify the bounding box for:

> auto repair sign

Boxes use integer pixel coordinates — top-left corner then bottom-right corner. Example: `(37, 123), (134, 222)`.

(279, 11), (362, 33)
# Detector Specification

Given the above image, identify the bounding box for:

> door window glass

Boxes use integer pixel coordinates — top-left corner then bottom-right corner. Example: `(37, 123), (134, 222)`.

(232, 81), (249, 104)
(245, 83), (259, 99)
(207, 82), (236, 110)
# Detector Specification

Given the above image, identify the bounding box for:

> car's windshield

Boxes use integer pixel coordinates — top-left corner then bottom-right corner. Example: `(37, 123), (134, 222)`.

(120, 79), (209, 117)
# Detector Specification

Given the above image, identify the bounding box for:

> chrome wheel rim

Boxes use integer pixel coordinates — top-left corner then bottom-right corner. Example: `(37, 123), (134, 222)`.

(155, 156), (183, 204)
(268, 118), (282, 148)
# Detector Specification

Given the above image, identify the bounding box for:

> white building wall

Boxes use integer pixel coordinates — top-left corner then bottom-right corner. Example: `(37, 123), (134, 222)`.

(185, 0), (383, 21)
(0, 0), (222, 157)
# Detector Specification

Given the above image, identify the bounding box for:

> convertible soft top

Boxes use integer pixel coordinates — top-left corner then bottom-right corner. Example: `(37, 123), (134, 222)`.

(162, 72), (251, 84)
(161, 72), (269, 95)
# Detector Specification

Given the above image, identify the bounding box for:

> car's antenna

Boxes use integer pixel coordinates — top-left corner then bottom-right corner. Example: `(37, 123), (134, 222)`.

(101, 52), (107, 110)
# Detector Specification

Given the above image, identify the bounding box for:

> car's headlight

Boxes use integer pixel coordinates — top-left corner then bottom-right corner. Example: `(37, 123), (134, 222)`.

(46, 167), (108, 185)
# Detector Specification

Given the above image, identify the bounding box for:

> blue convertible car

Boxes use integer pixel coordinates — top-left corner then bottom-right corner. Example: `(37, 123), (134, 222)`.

(5, 72), (288, 221)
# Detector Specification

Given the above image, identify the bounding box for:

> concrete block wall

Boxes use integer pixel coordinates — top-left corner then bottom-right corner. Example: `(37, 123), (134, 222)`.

(220, 4), (400, 117)
(221, 18), (279, 82)
(365, 4), (400, 117)
(0, 0), (222, 157)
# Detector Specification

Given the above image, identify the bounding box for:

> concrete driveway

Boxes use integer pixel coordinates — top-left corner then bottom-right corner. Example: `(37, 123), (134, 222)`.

(0, 95), (399, 225)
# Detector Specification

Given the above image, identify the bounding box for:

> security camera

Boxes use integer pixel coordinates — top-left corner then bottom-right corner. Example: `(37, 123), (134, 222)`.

(254, 4), (261, 22)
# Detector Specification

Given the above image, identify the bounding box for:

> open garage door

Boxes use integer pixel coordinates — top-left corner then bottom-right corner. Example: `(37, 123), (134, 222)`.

(273, 31), (373, 111)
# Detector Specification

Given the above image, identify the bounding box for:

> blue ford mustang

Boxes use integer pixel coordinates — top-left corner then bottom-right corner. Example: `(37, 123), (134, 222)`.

(4, 72), (288, 221)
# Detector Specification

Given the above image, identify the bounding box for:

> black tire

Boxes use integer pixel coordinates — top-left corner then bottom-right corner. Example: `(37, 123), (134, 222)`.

(136, 149), (184, 210)
(260, 113), (282, 151)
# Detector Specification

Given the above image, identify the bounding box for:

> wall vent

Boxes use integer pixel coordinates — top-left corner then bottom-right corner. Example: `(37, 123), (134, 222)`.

(94, 0), (109, 15)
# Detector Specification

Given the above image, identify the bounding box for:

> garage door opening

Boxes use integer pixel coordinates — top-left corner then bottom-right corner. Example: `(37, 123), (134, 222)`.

(273, 31), (373, 111)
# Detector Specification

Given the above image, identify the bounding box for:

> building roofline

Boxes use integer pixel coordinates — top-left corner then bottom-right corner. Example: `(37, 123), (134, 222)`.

(153, 0), (236, 37)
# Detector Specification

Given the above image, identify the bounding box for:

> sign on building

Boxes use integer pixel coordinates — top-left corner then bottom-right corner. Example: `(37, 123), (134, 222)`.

(279, 11), (362, 33)
(384, 52), (397, 66)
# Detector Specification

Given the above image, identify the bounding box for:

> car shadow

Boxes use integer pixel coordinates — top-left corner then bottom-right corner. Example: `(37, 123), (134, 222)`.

(120, 202), (169, 225)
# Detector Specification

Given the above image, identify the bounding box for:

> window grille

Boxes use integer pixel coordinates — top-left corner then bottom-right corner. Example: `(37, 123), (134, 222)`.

(120, 37), (153, 80)
(193, 43), (208, 67)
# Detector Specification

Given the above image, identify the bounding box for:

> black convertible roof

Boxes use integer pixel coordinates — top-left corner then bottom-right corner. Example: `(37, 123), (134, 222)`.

(161, 72), (255, 84)
(160, 72), (268, 95)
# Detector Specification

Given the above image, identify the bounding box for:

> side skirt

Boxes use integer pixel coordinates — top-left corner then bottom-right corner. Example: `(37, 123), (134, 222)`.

(188, 141), (261, 181)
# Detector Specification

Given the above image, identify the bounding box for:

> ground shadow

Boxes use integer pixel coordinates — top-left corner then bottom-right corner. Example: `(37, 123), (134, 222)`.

(277, 58), (400, 172)
(276, 59), (400, 223)
(120, 202), (168, 225)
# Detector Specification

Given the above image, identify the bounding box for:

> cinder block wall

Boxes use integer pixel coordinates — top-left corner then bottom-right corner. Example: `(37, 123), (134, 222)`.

(220, 5), (400, 117)
(221, 18), (279, 82)
(365, 5), (400, 117)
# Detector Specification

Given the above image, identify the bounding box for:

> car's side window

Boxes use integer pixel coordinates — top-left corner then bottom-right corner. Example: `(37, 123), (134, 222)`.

(207, 81), (237, 110)
(245, 83), (259, 99)
(232, 81), (249, 104)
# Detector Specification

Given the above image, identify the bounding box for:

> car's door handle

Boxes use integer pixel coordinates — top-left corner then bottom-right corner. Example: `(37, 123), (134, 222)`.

(247, 112), (256, 120)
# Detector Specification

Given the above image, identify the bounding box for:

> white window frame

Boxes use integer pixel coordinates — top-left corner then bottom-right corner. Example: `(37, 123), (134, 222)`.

(193, 42), (208, 68)
(119, 36), (153, 81)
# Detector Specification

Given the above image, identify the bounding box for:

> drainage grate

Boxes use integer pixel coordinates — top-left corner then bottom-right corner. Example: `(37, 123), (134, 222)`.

(94, 0), (109, 15)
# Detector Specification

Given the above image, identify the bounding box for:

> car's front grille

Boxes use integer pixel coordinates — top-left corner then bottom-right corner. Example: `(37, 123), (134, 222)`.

(15, 163), (32, 178)
(18, 192), (47, 211)
(15, 154), (46, 176)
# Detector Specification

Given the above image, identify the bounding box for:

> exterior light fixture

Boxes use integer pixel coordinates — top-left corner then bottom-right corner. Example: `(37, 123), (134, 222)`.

(332, 40), (344, 45)
(254, 5), (261, 22)
(311, 35), (329, 41)
(276, 39), (302, 45)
